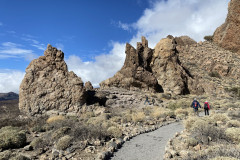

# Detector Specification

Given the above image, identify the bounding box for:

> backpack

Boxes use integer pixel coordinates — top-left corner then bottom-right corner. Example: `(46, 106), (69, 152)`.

(194, 101), (198, 108)
(204, 102), (210, 109)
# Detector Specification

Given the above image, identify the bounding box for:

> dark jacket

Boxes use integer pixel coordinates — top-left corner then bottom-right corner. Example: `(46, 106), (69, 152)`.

(191, 100), (201, 109)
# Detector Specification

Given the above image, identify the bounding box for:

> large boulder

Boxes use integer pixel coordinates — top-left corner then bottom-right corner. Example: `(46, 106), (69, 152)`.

(213, 0), (240, 53)
(151, 37), (191, 95)
(19, 44), (86, 116)
(100, 37), (162, 92)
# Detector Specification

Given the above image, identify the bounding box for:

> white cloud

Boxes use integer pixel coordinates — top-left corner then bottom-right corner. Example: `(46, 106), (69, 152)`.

(118, 21), (132, 31)
(55, 43), (64, 51)
(66, 42), (125, 87)
(130, 0), (229, 47)
(22, 36), (46, 51)
(66, 0), (229, 87)
(0, 70), (25, 93)
(0, 42), (38, 60)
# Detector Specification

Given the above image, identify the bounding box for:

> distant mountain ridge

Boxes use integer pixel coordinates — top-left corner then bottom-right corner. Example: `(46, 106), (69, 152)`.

(0, 92), (19, 101)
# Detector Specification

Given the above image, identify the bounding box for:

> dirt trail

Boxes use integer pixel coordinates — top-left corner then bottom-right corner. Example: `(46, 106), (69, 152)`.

(111, 122), (184, 160)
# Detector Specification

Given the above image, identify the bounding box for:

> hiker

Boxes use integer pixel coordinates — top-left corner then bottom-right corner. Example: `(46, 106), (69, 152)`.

(191, 98), (201, 116)
(204, 101), (210, 115)
(144, 95), (150, 105)
(152, 98), (155, 105)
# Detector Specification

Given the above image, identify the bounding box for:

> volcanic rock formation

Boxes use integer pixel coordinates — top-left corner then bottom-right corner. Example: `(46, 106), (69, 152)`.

(151, 37), (191, 95)
(19, 45), (86, 116)
(100, 37), (162, 92)
(101, 36), (196, 95)
(213, 0), (240, 53)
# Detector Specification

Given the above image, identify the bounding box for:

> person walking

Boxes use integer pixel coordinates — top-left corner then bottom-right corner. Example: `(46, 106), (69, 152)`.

(144, 95), (150, 105)
(204, 101), (210, 115)
(191, 98), (201, 116)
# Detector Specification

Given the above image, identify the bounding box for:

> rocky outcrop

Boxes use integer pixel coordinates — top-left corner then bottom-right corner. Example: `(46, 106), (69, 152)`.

(19, 45), (86, 116)
(213, 0), (240, 53)
(85, 81), (94, 91)
(100, 37), (162, 92)
(151, 37), (191, 95)
(101, 36), (196, 95)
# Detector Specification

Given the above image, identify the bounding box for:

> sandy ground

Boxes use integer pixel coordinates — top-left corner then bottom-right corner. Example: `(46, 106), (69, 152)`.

(111, 122), (184, 160)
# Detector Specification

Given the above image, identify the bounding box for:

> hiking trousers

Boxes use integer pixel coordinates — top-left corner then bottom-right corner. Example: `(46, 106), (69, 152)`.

(204, 109), (209, 115)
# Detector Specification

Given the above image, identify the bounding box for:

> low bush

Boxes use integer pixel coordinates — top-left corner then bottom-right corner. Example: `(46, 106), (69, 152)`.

(30, 137), (48, 149)
(209, 71), (221, 78)
(211, 113), (230, 123)
(132, 111), (145, 123)
(56, 135), (72, 150)
(183, 116), (196, 131)
(226, 120), (240, 128)
(151, 107), (174, 120)
(51, 127), (71, 140)
(191, 119), (226, 144)
(204, 35), (213, 42)
(185, 137), (198, 147)
(175, 108), (188, 117)
(0, 126), (26, 150)
(225, 128), (240, 143)
(107, 126), (123, 138)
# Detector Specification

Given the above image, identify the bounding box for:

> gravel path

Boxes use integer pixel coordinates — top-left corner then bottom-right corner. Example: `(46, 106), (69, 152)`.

(111, 122), (184, 160)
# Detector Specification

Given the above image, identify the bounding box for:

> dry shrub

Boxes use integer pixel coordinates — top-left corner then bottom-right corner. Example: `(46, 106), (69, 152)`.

(110, 116), (122, 123)
(132, 111), (145, 123)
(191, 118), (226, 144)
(46, 115), (65, 124)
(225, 128), (240, 143)
(175, 108), (188, 118)
(226, 120), (240, 128)
(227, 110), (240, 119)
(151, 107), (174, 120)
(183, 116), (196, 131)
(107, 126), (123, 138)
(56, 135), (72, 150)
(30, 137), (48, 149)
(72, 123), (108, 141)
(121, 113), (132, 123)
(176, 114), (187, 120)
(185, 137), (198, 147)
(81, 111), (95, 120)
(0, 126), (26, 150)
(51, 127), (71, 140)
(0, 150), (12, 160)
(211, 113), (230, 123)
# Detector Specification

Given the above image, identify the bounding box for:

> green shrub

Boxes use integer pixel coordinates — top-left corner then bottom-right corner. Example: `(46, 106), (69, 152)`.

(209, 71), (221, 78)
(0, 126), (26, 150)
(56, 135), (72, 150)
(30, 137), (47, 149)
(204, 35), (213, 42)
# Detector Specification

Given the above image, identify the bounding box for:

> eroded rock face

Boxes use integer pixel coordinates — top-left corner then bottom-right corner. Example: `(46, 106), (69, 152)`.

(100, 37), (162, 92)
(19, 45), (86, 116)
(151, 37), (191, 95)
(101, 36), (194, 95)
(213, 0), (240, 53)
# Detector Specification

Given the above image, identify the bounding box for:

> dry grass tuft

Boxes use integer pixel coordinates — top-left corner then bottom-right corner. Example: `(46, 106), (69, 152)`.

(46, 115), (65, 124)
(107, 126), (123, 138)
(132, 111), (146, 123)
(56, 135), (72, 150)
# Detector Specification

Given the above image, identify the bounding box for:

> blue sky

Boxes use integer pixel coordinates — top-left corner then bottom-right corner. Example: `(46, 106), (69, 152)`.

(0, 0), (229, 93)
